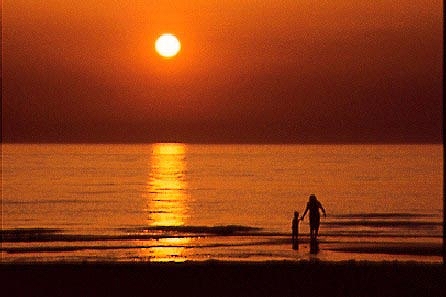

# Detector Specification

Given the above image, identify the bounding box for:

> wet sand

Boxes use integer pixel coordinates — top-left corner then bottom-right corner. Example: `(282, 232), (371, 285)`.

(1, 261), (444, 297)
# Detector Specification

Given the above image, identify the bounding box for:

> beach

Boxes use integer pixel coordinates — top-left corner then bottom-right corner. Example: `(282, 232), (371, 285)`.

(2, 261), (445, 297)
(2, 144), (444, 296)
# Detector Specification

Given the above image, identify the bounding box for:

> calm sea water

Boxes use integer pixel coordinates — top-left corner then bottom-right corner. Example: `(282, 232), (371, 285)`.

(1, 144), (443, 263)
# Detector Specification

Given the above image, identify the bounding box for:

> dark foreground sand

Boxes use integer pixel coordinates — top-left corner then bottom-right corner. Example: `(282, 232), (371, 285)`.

(1, 261), (445, 297)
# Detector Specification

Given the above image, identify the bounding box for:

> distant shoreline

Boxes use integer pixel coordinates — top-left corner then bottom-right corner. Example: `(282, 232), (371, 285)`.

(2, 261), (444, 297)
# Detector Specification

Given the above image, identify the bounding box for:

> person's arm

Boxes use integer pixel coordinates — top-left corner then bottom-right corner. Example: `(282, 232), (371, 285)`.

(320, 203), (326, 217)
(300, 205), (309, 220)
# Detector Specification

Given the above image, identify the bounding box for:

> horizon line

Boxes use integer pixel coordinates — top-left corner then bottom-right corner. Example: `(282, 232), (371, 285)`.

(1, 140), (443, 145)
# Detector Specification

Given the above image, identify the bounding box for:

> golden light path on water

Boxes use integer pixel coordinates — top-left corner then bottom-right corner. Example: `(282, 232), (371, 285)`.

(141, 143), (190, 261)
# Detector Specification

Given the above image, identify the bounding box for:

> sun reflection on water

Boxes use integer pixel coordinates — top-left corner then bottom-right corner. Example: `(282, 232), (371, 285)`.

(142, 143), (190, 261)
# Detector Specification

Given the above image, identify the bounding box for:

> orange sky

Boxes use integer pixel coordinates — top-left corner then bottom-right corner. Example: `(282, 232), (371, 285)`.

(2, 1), (443, 143)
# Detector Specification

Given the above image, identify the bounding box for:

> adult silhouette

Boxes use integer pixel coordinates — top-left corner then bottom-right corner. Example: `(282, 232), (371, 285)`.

(300, 194), (326, 241)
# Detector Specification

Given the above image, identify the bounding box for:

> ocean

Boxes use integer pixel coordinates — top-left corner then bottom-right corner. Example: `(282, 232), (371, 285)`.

(1, 144), (443, 263)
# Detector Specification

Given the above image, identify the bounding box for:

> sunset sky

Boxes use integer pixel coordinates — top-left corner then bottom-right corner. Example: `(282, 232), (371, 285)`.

(2, 1), (443, 143)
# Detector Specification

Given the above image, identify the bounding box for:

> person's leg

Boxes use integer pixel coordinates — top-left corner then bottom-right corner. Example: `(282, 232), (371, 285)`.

(309, 226), (318, 253)
(292, 231), (298, 249)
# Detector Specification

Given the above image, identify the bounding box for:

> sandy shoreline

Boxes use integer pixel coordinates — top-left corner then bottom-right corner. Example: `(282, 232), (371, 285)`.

(1, 261), (444, 297)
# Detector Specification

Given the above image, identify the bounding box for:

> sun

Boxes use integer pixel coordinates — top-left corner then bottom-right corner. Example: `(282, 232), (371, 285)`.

(155, 33), (181, 58)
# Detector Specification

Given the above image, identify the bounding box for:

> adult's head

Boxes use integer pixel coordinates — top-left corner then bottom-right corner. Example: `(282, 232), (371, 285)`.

(309, 194), (317, 202)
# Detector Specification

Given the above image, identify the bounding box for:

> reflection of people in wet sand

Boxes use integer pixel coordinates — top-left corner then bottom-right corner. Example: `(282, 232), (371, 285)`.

(300, 194), (326, 241)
